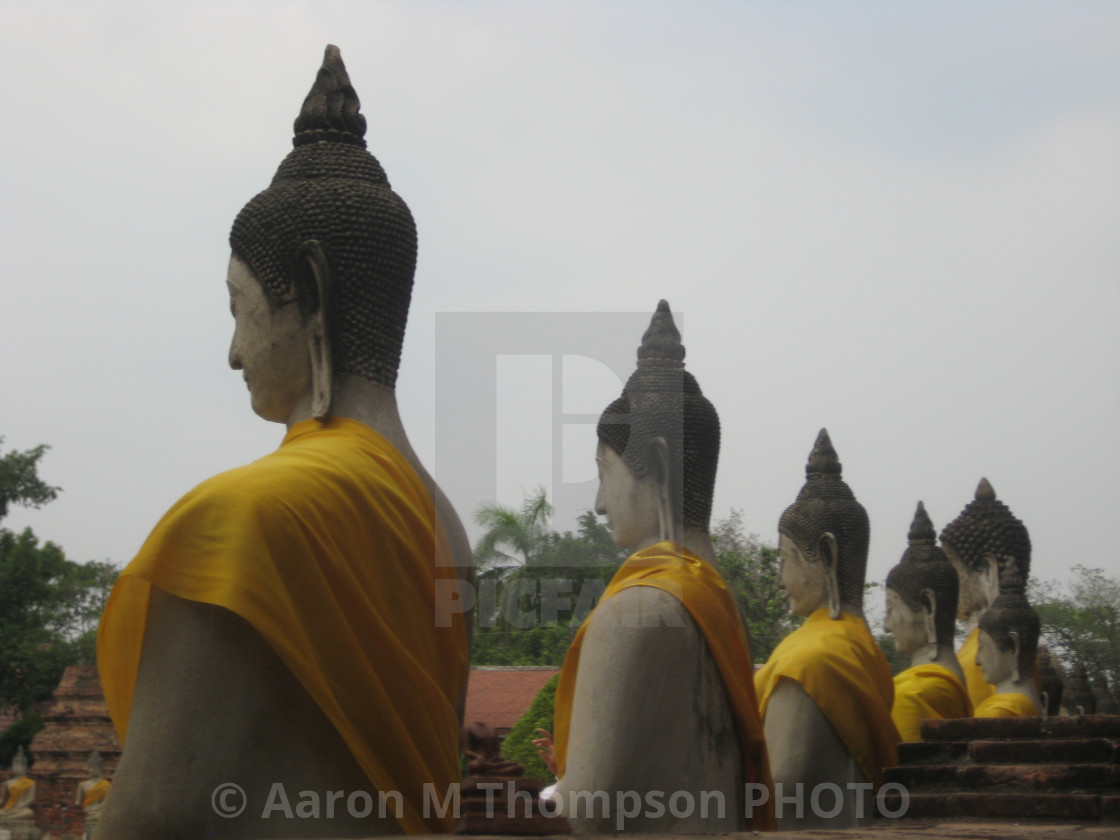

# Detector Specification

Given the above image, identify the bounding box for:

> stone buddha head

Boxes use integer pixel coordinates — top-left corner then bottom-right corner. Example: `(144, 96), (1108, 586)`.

(9, 747), (27, 779)
(939, 478), (1031, 622)
(884, 502), (959, 657)
(777, 429), (869, 619)
(228, 45), (416, 423)
(1093, 674), (1119, 715)
(1062, 662), (1096, 716)
(87, 750), (103, 782)
(976, 565), (1039, 687)
(1037, 646), (1064, 716)
(595, 301), (719, 553)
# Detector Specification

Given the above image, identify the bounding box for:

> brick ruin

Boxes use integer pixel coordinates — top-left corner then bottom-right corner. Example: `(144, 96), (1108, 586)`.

(6, 666), (120, 839)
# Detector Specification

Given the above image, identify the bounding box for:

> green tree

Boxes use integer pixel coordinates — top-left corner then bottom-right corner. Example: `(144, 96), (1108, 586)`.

(471, 492), (623, 667)
(0, 439), (60, 521)
(711, 510), (799, 662)
(501, 674), (559, 782)
(1031, 566), (1120, 686)
(0, 439), (118, 766)
(473, 489), (555, 572)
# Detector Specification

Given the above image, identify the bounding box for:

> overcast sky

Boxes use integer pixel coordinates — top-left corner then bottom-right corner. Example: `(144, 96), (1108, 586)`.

(2, 1), (1118, 606)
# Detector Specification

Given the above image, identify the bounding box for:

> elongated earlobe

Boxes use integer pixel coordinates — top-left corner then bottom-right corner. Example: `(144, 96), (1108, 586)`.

(922, 588), (938, 645)
(647, 437), (679, 546)
(1009, 630), (1021, 684)
(296, 240), (333, 421)
(820, 532), (841, 619)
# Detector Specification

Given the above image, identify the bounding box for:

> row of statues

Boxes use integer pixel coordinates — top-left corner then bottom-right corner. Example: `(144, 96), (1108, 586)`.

(73, 44), (1103, 837)
(886, 479), (1041, 736)
(0, 749), (109, 830)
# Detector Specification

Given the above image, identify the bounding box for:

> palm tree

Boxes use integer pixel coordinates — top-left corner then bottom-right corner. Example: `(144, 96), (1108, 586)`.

(472, 488), (553, 571)
(472, 488), (555, 630)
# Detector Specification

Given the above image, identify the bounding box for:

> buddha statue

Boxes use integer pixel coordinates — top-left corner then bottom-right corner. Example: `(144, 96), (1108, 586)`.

(1093, 674), (1120, 715)
(884, 502), (971, 742)
(95, 46), (472, 838)
(940, 478), (1031, 710)
(550, 302), (774, 833)
(1038, 646), (1064, 717)
(1062, 662), (1096, 716)
(753, 429), (899, 829)
(0, 747), (35, 823)
(77, 750), (111, 833)
(973, 566), (1042, 717)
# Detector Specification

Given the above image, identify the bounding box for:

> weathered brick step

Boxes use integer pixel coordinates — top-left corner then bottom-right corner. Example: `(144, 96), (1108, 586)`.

(882, 791), (1116, 820)
(897, 740), (969, 765)
(897, 737), (1119, 766)
(886, 762), (1120, 791)
(970, 738), (1119, 764)
(921, 714), (1120, 742)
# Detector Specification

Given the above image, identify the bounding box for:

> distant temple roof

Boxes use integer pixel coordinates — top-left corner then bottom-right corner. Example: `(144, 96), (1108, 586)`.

(463, 667), (558, 736)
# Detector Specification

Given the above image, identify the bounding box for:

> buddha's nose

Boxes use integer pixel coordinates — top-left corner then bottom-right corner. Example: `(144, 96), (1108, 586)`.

(229, 338), (242, 370)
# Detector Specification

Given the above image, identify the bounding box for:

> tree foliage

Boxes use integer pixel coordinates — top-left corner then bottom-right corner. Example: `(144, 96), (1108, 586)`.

(711, 509), (799, 663)
(501, 674), (559, 782)
(0, 438), (119, 763)
(0, 439), (60, 522)
(1031, 566), (1120, 686)
(471, 492), (623, 667)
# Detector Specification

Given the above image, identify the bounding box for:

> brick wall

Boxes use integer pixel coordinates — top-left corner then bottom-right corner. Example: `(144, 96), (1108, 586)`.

(20, 665), (120, 839)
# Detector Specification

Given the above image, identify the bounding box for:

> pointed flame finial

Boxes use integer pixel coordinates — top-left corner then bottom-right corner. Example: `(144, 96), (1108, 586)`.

(293, 45), (367, 148)
(805, 428), (842, 479)
(908, 501), (936, 545)
(975, 477), (996, 502)
(636, 299), (686, 368)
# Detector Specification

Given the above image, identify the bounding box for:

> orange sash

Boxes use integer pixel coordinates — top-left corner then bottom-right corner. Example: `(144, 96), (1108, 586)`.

(892, 664), (971, 742)
(82, 778), (111, 809)
(2, 776), (33, 811)
(974, 691), (1039, 718)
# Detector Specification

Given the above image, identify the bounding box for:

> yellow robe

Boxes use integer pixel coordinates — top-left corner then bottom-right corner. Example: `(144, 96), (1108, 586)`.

(97, 417), (468, 834)
(974, 691), (1039, 718)
(82, 779), (111, 809)
(553, 541), (776, 831)
(755, 609), (900, 787)
(958, 627), (996, 709)
(891, 664), (971, 742)
(2, 777), (33, 811)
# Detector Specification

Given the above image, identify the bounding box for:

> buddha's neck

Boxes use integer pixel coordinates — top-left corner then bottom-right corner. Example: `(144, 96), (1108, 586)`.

(289, 375), (422, 471)
(680, 527), (716, 563)
(995, 669), (1043, 710)
(626, 528), (716, 563)
(810, 601), (865, 621)
(911, 642), (967, 683)
(836, 601), (865, 620)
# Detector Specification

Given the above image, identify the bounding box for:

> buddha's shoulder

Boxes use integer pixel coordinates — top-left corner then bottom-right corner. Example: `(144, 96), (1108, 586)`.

(192, 434), (404, 500)
(772, 619), (878, 672)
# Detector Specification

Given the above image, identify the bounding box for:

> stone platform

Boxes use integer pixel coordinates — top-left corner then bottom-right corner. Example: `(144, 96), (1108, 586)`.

(295, 827), (1120, 839)
(883, 714), (1120, 823)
